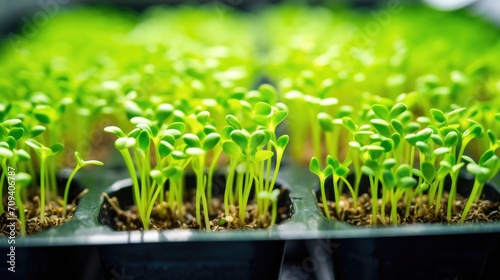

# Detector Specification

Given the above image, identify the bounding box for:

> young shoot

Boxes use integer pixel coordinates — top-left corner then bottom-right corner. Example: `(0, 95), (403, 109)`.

(62, 152), (103, 218)
(25, 139), (64, 222)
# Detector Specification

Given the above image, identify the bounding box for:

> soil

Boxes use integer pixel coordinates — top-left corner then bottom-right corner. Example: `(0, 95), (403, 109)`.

(102, 189), (291, 231)
(0, 192), (82, 236)
(320, 192), (500, 226)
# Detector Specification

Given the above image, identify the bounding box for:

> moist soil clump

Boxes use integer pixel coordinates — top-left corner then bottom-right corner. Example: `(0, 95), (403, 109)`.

(320, 192), (500, 226)
(0, 194), (78, 236)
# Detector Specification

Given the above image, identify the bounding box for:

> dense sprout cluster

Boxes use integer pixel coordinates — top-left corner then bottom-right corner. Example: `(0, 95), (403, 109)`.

(1, 4), (499, 231)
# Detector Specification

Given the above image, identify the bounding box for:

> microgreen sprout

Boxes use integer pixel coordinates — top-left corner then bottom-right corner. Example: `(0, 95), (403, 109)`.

(25, 139), (63, 222)
(62, 152), (103, 218)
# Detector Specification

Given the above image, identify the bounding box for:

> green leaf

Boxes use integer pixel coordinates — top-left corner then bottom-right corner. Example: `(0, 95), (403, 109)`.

(479, 149), (495, 166)
(8, 127), (24, 140)
(159, 133), (176, 146)
(446, 107), (466, 118)
(171, 150), (187, 160)
(464, 124), (483, 139)
(2, 119), (22, 126)
(487, 130), (496, 146)
(115, 137), (136, 150)
(433, 147), (450, 157)
(371, 119), (390, 137)
(390, 119), (404, 135)
(444, 131), (458, 147)
(452, 162), (464, 173)
(397, 164), (412, 178)
(383, 158), (397, 169)
(230, 130), (249, 150)
(16, 149), (31, 161)
(196, 111), (210, 125)
(309, 157), (321, 174)
(75, 151), (84, 167)
(30, 125), (46, 137)
(150, 169), (163, 185)
(389, 103), (407, 119)
(137, 123), (153, 136)
(416, 141), (430, 155)
(104, 126), (125, 137)
(226, 115), (242, 129)
(6, 136), (16, 150)
(249, 130), (266, 149)
(284, 90), (304, 100)
(50, 143), (64, 156)
(168, 122), (186, 134)
(431, 134), (444, 146)
(416, 128), (433, 142)
(0, 147), (13, 158)
(186, 147), (205, 156)
(203, 125), (217, 135)
(372, 104), (389, 120)
(382, 170), (396, 189)
(349, 141), (361, 149)
(138, 130), (150, 151)
(364, 159), (380, 175)
(258, 84), (277, 104)
(391, 133), (401, 150)
(127, 128), (141, 138)
(318, 113), (334, 132)
(164, 129), (181, 139)
(365, 145), (385, 160)
(155, 103), (174, 122)
(220, 126), (233, 140)
(183, 134), (201, 148)
(33, 105), (58, 124)
(252, 115), (269, 127)
(255, 150), (274, 161)
(361, 166), (376, 177)
(398, 177), (417, 189)
(255, 102), (272, 115)
(417, 183), (430, 192)
(466, 163), (491, 183)
(14, 172), (31, 187)
(342, 117), (356, 133)
(319, 97), (338, 107)
(335, 166), (349, 177)
(130, 117), (152, 125)
(271, 111), (288, 126)
(82, 159), (104, 167)
(172, 110), (186, 123)
(405, 122), (421, 134)
(421, 161), (436, 182)
(323, 165), (334, 177)
(276, 135), (289, 149)
(125, 100), (143, 119)
(203, 133), (220, 151)
(326, 155), (340, 170)
(222, 141), (242, 159)
(159, 140), (174, 157)
(163, 166), (181, 178)
(430, 108), (446, 123)
(25, 139), (42, 150)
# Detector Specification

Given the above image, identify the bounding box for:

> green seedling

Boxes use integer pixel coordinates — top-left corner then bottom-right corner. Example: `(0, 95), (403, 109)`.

(257, 189), (280, 227)
(13, 172), (31, 236)
(309, 157), (334, 219)
(25, 139), (63, 222)
(62, 152), (103, 218)
(222, 101), (289, 227)
(461, 150), (500, 222)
